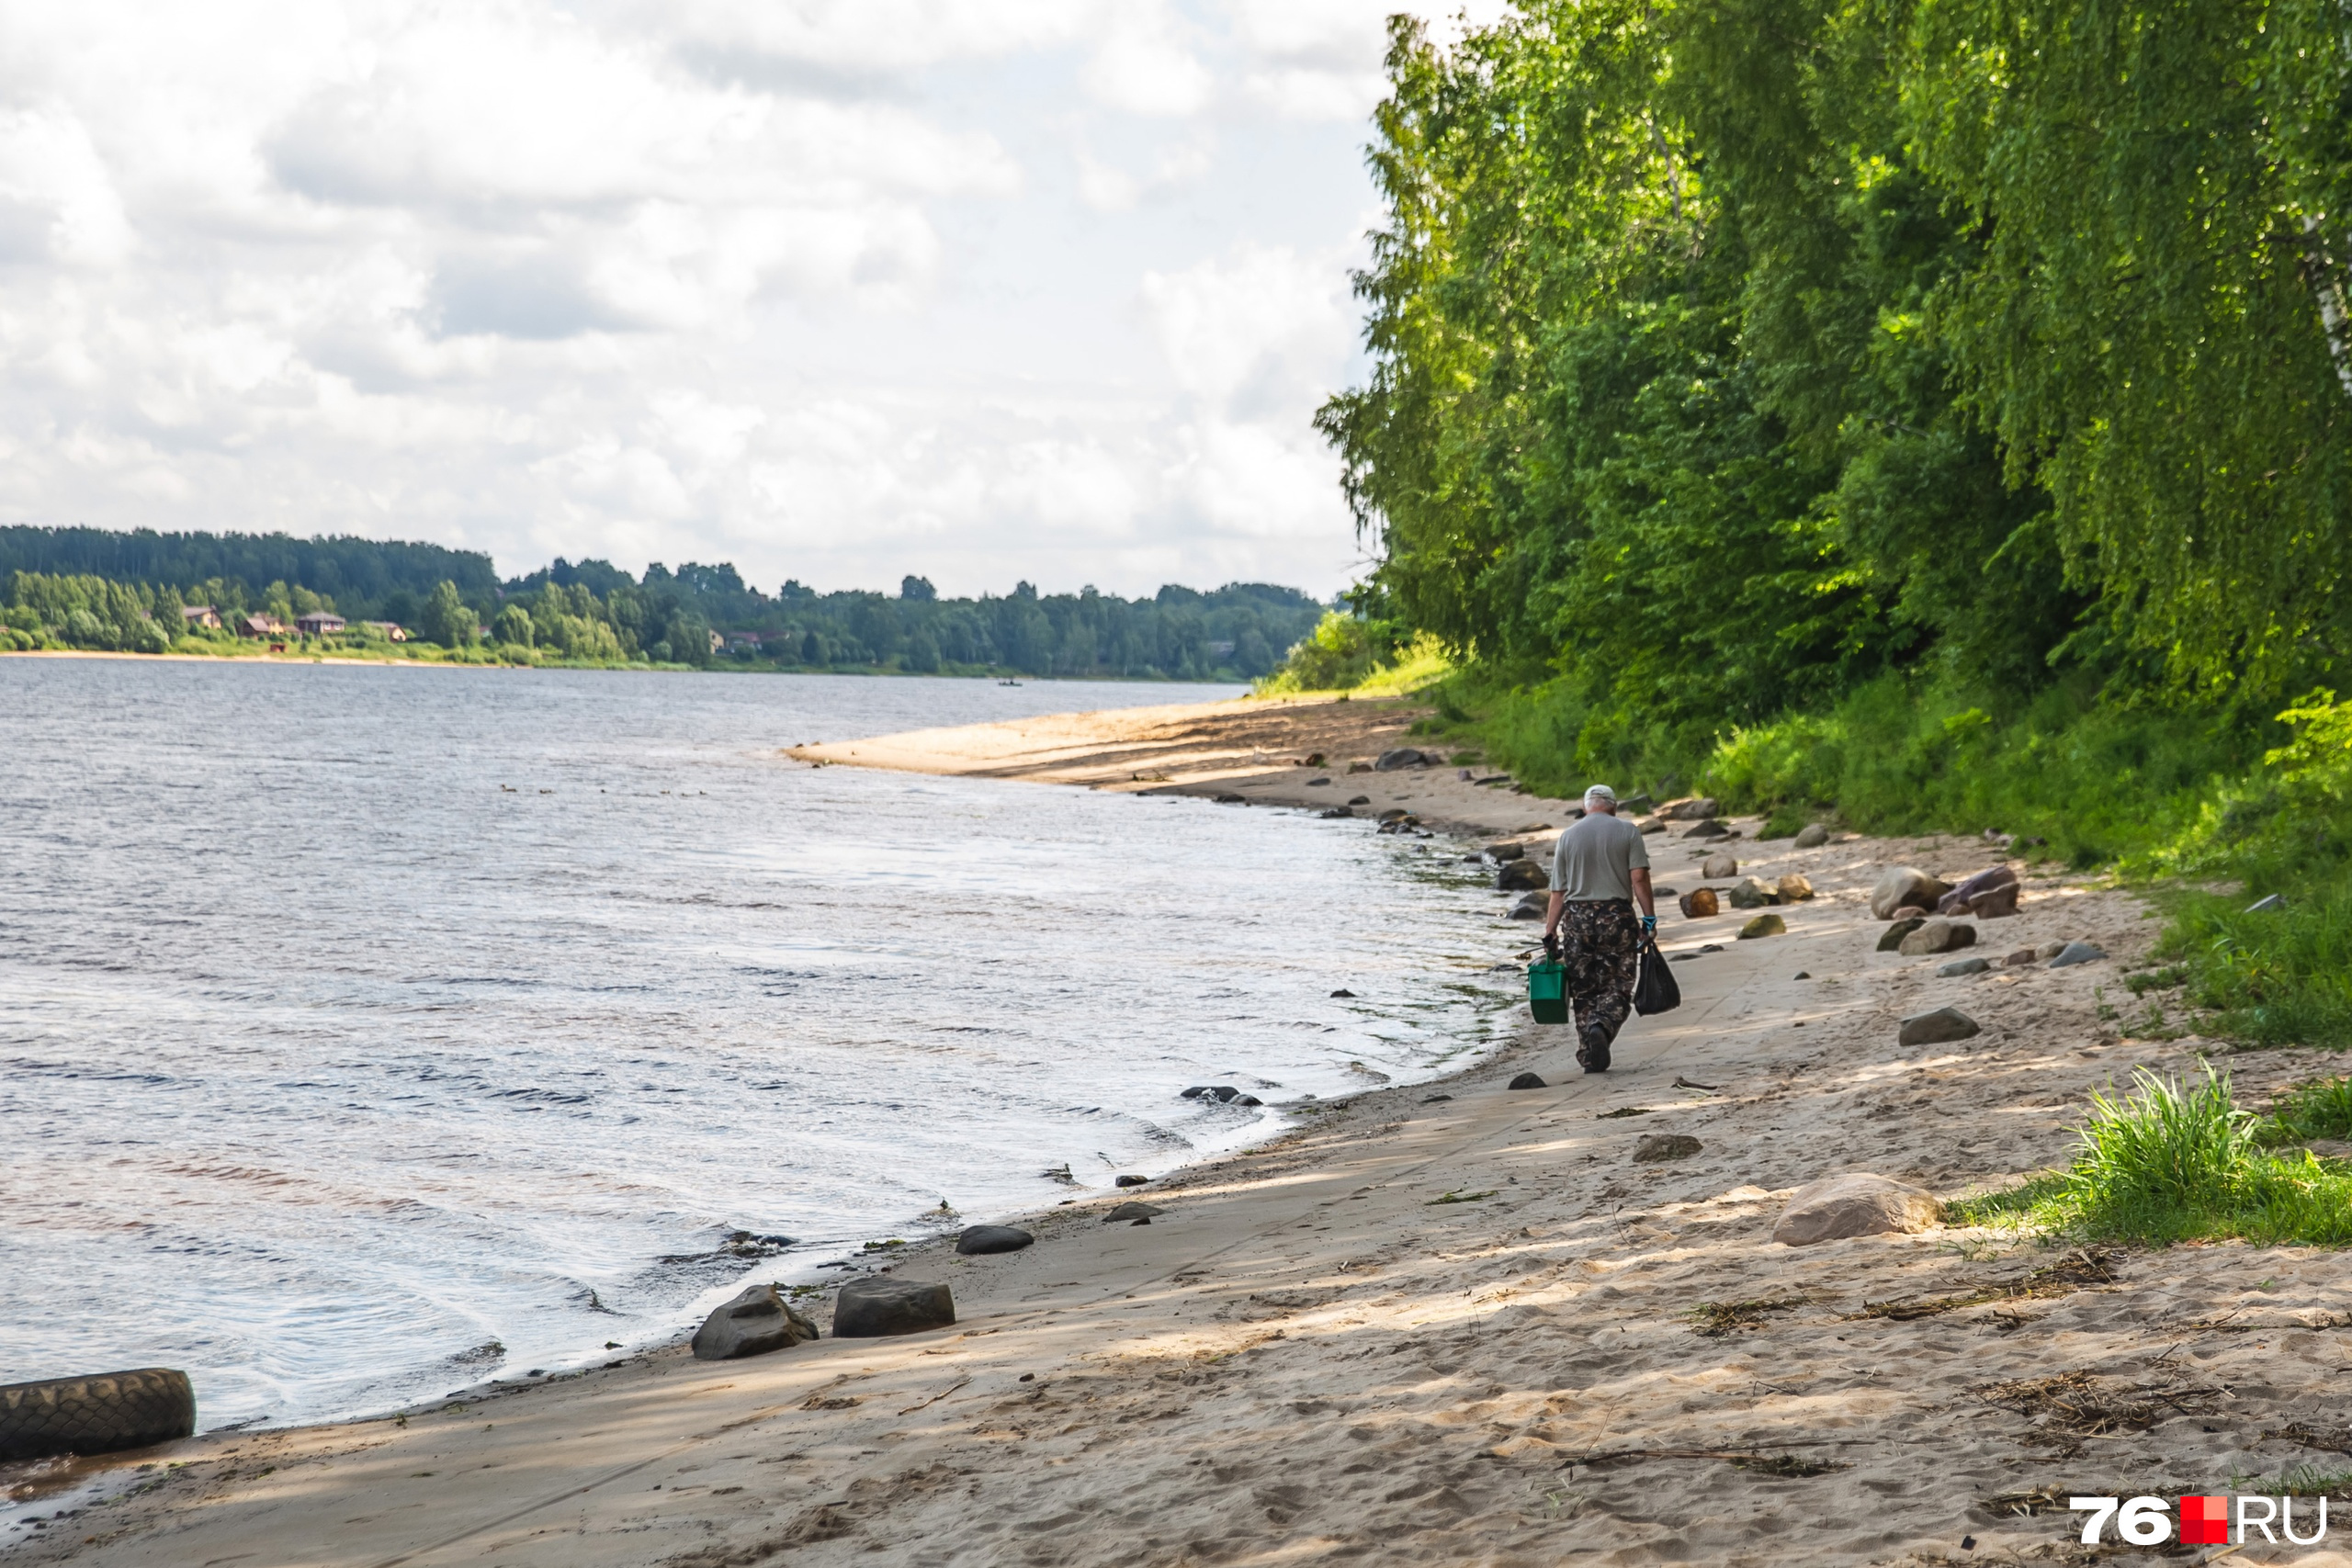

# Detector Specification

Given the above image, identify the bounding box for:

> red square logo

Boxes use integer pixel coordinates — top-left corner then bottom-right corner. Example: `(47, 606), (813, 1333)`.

(2179, 1495), (2229, 1545)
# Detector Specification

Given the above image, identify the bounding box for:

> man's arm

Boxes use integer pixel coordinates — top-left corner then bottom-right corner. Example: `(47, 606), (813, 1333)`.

(1631, 866), (1655, 919)
(1543, 888), (1566, 940)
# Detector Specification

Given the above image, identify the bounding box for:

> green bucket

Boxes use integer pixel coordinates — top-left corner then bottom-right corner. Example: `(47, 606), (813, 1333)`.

(1526, 959), (1568, 1025)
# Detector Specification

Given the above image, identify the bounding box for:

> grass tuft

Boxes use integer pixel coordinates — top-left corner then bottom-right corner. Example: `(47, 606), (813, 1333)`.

(1952, 1068), (2352, 1247)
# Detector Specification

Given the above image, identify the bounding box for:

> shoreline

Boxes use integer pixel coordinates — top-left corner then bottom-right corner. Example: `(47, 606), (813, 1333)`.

(12, 697), (2349, 1566)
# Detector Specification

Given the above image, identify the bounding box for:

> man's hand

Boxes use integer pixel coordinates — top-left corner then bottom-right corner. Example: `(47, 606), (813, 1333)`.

(1640, 914), (1657, 939)
(1542, 931), (1561, 961)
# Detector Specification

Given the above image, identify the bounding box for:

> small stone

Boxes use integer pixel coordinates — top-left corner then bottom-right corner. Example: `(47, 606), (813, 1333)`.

(1213, 793), (1246, 804)
(1236, 1095), (1262, 1106)
(1870, 867), (1953, 920)
(1633, 1134), (1702, 1163)
(1937, 866), (2021, 919)
(1898, 919), (1978, 956)
(1793, 971), (1811, 979)
(1937, 957), (1991, 977)
(691, 1283), (820, 1360)
(1348, 795), (1371, 806)
(1102, 1201), (1163, 1222)
(1508, 1072), (1547, 1090)
(1898, 1006), (1981, 1046)
(1792, 822), (1831, 849)
(1330, 988), (1355, 998)
(956, 1225), (1034, 1256)
(1374, 748), (1425, 771)
(2047, 941), (2107, 969)
(1180, 1086), (1212, 1099)
(1497, 859), (1549, 891)
(1702, 852), (1739, 879)
(2003, 949), (2038, 966)
(1114, 1175), (1149, 1188)
(2036, 941), (2067, 960)
(1738, 914), (1786, 940)
(1679, 888), (1720, 919)
(1659, 796), (1721, 820)
(1487, 840), (1526, 861)
(831, 1277), (955, 1338)
(1683, 819), (1732, 840)
(1317, 807), (1353, 818)
(1776, 874), (1815, 902)
(1771, 1174), (1941, 1246)
(1506, 904), (1544, 920)
(2246, 893), (2286, 913)
(1727, 876), (1776, 909)
(1376, 807), (1411, 823)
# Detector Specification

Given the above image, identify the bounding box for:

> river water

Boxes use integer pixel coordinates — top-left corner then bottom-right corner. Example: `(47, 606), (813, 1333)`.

(0, 659), (1514, 1430)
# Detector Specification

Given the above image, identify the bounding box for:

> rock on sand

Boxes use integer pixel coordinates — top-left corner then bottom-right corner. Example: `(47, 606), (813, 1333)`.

(1738, 914), (1786, 939)
(1898, 919), (1977, 956)
(1793, 822), (1831, 848)
(1876, 917), (1925, 952)
(691, 1283), (820, 1360)
(956, 1225), (1035, 1256)
(831, 1277), (956, 1338)
(1898, 1006), (1981, 1046)
(1772, 1174), (1942, 1246)
(1633, 1134), (1701, 1163)
(1870, 867), (1953, 920)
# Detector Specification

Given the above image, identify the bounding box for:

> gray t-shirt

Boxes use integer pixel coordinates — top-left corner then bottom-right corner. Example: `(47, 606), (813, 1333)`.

(1550, 812), (1651, 902)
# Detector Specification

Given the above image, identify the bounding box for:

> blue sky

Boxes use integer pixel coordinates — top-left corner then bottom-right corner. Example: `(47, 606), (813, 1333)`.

(0, 0), (1508, 597)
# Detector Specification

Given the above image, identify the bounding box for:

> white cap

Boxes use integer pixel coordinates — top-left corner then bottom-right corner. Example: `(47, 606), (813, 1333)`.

(1584, 784), (1616, 804)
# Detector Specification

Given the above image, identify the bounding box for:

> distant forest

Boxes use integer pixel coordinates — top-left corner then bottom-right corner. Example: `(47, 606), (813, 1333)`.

(0, 525), (1323, 678)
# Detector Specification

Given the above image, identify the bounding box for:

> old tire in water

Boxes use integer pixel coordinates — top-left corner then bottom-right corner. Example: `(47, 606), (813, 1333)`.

(0, 1369), (197, 1461)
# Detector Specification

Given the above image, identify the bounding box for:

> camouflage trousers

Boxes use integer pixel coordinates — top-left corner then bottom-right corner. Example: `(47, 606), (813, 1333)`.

(1560, 899), (1640, 1068)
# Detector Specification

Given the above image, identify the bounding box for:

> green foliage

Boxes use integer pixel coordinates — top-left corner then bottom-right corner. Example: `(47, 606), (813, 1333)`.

(419, 581), (478, 649)
(1953, 1069), (2352, 1247)
(1259, 610), (1402, 693)
(2264, 1077), (2352, 1146)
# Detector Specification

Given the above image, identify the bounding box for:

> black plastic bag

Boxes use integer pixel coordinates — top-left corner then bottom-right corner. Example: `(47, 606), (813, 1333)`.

(1633, 939), (1680, 1015)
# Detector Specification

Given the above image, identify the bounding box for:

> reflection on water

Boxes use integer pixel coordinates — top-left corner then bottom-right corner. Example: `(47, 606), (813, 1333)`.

(0, 660), (1510, 1427)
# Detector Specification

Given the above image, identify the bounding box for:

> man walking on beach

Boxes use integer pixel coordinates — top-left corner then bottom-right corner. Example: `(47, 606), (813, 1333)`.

(1542, 785), (1656, 1073)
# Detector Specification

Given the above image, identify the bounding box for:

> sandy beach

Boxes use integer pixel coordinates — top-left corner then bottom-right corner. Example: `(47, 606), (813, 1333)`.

(14, 694), (2352, 1567)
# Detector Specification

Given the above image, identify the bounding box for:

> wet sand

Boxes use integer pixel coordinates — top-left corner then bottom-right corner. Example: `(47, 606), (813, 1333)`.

(14, 697), (2352, 1567)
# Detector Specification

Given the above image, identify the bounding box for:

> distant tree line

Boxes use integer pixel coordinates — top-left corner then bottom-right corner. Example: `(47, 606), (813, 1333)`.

(0, 528), (1325, 678)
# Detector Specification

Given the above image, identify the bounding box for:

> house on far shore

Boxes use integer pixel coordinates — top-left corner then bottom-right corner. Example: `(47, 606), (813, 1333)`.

(361, 620), (408, 642)
(236, 612), (288, 638)
(295, 612), (345, 636)
(722, 631), (762, 654)
(180, 605), (221, 629)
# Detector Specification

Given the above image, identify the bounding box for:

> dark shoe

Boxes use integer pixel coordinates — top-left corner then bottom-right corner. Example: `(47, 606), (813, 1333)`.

(1581, 1040), (1611, 1073)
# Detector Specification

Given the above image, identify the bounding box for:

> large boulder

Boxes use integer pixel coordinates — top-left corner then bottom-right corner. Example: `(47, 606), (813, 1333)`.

(1679, 888), (1719, 919)
(1726, 876), (1776, 909)
(1777, 874), (1815, 902)
(1772, 1174), (1942, 1246)
(1870, 867), (1953, 920)
(1898, 919), (1977, 956)
(1487, 840), (1526, 862)
(831, 1277), (956, 1338)
(1876, 917), (1927, 953)
(1374, 748), (1427, 771)
(1702, 852), (1739, 880)
(1936, 866), (2019, 918)
(1898, 1006), (1982, 1046)
(1497, 859), (1549, 891)
(692, 1283), (820, 1360)
(956, 1225), (1034, 1256)
(1793, 822), (1832, 849)
(1659, 797), (1722, 821)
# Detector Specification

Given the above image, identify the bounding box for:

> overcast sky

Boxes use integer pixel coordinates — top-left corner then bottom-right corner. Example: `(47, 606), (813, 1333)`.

(0, 1), (1510, 598)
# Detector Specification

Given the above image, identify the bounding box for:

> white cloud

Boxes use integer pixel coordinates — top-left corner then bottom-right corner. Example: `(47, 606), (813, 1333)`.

(0, 0), (1493, 598)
